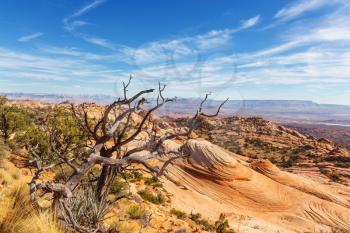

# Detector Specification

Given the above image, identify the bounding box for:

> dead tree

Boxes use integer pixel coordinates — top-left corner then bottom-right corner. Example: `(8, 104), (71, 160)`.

(28, 76), (228, 232)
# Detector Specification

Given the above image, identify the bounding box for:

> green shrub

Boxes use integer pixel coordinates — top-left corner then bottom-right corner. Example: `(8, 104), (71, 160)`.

(110, 177), (129, 196)
(131, 171), (143, 181)
(127, 204), (146, 219)
(334, 162), (350, 168)
(67, 185), (110, 228)
(281, 155), (300, 168)
(319, 167), (328, 175)
(170, 208), (186, 220)
(189, 212), (215, 231)
(53, 165), (74, 182)
(329, 174), (344, 184)
(267, 157), (278, 164)
(144, 176), (163, 188)
(201, 219), (215, 232)
(138, 189), (165, 204)
(214, 213), (235, 233)
(190, 213), (202, 222)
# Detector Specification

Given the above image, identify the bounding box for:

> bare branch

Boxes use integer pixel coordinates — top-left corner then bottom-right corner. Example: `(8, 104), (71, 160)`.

(200, 98), (229, 117)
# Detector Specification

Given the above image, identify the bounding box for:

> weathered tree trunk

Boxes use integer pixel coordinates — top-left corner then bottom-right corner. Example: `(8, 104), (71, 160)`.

(96, 165), (116, 202)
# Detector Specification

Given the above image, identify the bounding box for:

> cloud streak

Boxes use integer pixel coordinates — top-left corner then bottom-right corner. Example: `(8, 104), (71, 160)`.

(64, 0), (106, 31)
(240, 15), (260, 29)
(18, 32), (43, 42)
(120, 15), (260, 65)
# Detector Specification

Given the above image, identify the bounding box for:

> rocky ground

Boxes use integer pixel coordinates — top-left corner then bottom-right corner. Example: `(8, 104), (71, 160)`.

(2, 100), (350, 232)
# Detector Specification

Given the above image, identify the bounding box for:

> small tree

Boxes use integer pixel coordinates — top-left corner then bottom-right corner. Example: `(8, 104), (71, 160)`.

(0, 97), (32, 144)
(25, 77), (227, 232)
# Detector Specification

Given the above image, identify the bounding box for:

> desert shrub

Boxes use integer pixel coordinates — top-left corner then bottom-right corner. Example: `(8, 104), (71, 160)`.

(329, 174), (345, 184)
(334, 162), (350, 168)
(127, 204), (146, 219)
(0, 139), (10, 159)
(119, 171), (143, 183)
(131, 171), (143, 181)
(249, 138), (264, 147)
(189, 212), (215, 231)
(267, 157), (278, 164)
(306, 153), (317, 158)
(220, 139), (242, 154)
(67, 185), (110, 228)
(264, 147), (271, 153)
(53, 165), (74, 182)
(138, 189), (165, 204)
(190, 212), (202, 222)
(144, 176), (163, 188)
(214, 213), (235, 233)
(201, 219), (215, 232)
(280, 148), (289, 154)
(281, 155), (300, 168)
(110, 177), (129, 196)
(319, 167), (328, 174)
(0, 102), (33, 144)
(170, 208), (187, 219)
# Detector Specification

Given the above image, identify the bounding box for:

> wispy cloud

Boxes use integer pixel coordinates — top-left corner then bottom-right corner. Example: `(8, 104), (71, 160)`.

(64, 20), (89, 32)
(62, 0), (115, 50)
(3, 1), (350, 103)
(71, 0), (106, 18)
(275, 0), (343, 22)
(0, 46), (122, 83)
(81, 35), (115, 50)
(39, 45), (116, 60)
(18, 32), (43, 42)
(121, 15), (260, 65)
(64, 0), (106, 31)
(240, 15), (260, 29)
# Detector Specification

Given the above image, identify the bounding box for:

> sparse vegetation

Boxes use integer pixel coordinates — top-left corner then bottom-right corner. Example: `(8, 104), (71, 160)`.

(0, 164), (63, 233)
(170, 208), (187, 219)
(334, 162), (350, 168)
(138, 189), (165, 204)
(144, 176), (163, 188)
(329, 174), (345, 184)
(281, 155), (300, 168)
(127, 204), (147, 219)
(214, 213), (235, 233)
(67, 185), (111, 229)
(110, 176), (129, 196)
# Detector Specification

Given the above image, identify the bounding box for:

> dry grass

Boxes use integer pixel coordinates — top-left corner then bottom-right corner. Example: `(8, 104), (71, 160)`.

(0, 162), (64, 233)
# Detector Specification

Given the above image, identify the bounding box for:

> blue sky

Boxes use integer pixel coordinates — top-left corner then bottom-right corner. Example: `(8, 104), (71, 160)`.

(1, 0), (350, 104)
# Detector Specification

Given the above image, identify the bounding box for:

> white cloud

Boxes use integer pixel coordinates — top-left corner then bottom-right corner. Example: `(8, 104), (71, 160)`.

(64, 0), (106, 31)
(81, 35), (115, 50)
(39, 45), (116, 60)
(0, 46), (124, 85)
(120, 15), (259, 65)
(275, 0), (342, 22)
(71, 0), (106, 18)
(240, 15), (260, 29)
(18, 32), (43, 42)
(64, 20), (89, 32)
(4, 1), (350, 102)
(62, 0), (114, 50)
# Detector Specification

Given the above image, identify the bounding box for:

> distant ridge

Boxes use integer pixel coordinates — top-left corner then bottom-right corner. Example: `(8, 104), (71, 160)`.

(2, 92), (350, 125)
